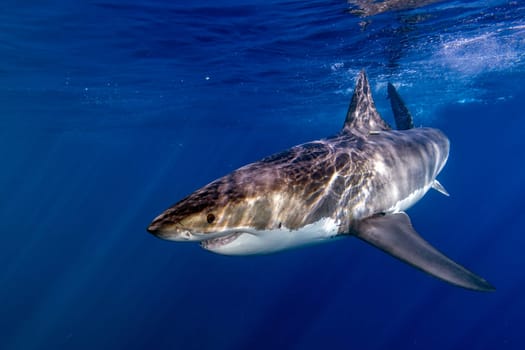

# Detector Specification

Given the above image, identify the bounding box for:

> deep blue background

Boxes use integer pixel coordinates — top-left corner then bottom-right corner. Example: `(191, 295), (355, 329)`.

(1, 1), (524, 349)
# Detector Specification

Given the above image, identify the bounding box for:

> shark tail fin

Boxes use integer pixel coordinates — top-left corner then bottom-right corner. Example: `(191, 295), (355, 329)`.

(354, 212), (495, 292)
(342, 70), (391, 134)
(387, 82), (414, 130)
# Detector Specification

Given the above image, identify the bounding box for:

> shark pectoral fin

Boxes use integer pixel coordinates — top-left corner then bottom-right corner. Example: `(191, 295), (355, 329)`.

(432, 179), (450, 197)
(354, 212), (495, 292)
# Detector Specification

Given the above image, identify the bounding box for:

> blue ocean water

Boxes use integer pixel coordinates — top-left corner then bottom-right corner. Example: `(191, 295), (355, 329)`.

(1, 0), (524, 349)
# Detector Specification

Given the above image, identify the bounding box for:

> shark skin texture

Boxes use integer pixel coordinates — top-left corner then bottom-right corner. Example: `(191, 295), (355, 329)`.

(147, 70), (494, 292)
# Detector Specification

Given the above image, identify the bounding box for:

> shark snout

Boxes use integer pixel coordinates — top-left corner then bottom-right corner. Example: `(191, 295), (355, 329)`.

(147, 212), (177, 235)
(146, 216), (176, 237)
(146, 221), (163, 235)
(147, 218), (196, 241)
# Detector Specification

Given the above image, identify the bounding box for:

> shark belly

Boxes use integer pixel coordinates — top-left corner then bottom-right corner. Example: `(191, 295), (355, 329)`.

(201, 217), (340, 255)
(386, 183), (432, 213)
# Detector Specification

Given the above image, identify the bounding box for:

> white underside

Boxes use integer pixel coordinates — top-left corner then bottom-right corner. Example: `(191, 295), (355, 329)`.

(197, 180), (443, 256)
(386, 183), (433, 214)
(201, 217), (340, 255)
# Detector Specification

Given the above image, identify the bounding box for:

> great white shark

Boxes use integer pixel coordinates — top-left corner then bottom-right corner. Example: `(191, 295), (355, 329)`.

(147, 70), (494, 291)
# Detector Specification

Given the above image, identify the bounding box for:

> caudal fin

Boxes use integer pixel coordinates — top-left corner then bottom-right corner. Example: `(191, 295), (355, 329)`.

(387, 82), (415, 130)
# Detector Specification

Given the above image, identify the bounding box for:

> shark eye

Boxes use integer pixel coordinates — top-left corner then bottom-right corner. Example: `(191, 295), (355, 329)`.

(206, 213), (216, 224)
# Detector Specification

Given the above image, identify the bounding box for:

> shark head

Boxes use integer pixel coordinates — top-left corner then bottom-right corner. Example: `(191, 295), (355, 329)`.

(148, 147), (341, 255)
(147, 163), (338, 255)
(147, 173), (264, 241)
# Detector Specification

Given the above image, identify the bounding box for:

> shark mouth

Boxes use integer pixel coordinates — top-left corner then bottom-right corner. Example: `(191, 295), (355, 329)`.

(200, 232), (243, 249)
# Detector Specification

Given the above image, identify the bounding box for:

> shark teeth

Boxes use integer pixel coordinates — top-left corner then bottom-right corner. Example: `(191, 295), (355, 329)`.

(200, 232), (242, 249)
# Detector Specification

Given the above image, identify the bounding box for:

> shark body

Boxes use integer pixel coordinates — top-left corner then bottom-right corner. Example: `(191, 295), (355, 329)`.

(148, 70), (494, 291)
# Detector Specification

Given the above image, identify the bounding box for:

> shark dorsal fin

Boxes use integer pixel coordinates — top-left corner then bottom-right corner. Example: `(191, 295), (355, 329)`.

(342, 70), (391, 134)
(387, 82), (414, 130)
